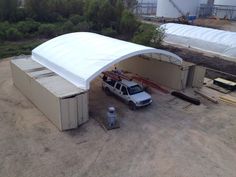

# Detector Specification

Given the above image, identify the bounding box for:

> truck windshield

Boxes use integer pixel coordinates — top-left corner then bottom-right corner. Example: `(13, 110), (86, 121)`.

(127, 85), (143, 95)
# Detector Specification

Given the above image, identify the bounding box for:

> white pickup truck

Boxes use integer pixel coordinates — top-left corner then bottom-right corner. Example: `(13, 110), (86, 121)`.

(102, 76), (152, 110)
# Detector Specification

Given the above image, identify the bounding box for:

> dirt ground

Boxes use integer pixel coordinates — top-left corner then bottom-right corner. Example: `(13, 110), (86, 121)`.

(143, 17), (236, 32)
(194, 19), (236, 32)
(1, 59), (236, 177)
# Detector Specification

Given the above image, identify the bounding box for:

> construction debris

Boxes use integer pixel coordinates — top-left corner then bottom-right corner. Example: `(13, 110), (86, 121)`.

(219, 95), (236, 106)
(102, 71), (132, 81)
(207, 84), (231, 94)
(131, 75), (169, 94)
(194, 90), (218, 104)
(194, 18), (231, 29)
(123, 71), (169, 94)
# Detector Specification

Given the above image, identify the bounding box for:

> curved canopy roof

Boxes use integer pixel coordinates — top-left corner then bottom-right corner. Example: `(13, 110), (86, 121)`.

(161, 23), (236, 59)
(32, 32), (183, 90)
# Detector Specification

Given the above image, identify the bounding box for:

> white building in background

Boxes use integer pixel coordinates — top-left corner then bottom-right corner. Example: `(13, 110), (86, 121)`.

(213, 0), (236, 19)
(137, 0), (207, 18)
(155, 0), (236, 20)
(214, 0), (236, 6)
(156, 0), (200, 18)
(197, 0), (236, 19)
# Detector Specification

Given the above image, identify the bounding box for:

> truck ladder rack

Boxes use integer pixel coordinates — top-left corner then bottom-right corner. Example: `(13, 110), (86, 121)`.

(102, 71), (132, 81)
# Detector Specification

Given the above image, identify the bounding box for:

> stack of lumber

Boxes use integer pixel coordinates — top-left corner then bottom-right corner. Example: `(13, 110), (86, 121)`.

(219, 95), (236, 106)
(194, 90), (218, 104)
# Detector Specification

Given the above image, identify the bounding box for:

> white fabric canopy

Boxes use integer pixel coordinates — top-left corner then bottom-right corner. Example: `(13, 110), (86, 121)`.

(161, 23), (236, 59)
(32, 32), (182, 90)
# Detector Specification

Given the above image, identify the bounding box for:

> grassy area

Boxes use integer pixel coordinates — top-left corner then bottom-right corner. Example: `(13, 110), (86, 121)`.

(0, 39), (47, 59)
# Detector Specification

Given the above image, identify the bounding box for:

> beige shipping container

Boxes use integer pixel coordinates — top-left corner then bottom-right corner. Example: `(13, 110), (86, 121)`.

(11, 57), (89, 131)
(117, 55), (196, 90)
(189, 66), (206, 88)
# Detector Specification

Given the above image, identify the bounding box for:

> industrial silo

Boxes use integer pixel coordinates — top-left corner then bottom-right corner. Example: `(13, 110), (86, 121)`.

(156, 0), (200, 18)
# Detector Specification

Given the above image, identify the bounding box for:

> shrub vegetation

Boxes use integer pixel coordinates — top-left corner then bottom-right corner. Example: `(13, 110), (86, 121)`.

(0, 0), (165, 58)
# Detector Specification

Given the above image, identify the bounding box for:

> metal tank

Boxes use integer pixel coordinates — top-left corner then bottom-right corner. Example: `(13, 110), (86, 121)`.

(156, 0), (200, 18)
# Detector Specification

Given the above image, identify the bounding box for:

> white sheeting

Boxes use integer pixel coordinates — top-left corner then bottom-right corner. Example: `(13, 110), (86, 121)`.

(32, 32), (182, 90)
(161, 23), (236, 59)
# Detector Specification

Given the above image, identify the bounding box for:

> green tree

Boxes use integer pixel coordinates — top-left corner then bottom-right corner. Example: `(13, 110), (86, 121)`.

(6, 27), (23, 40)
(69, 14), (85, 25)
(73, 21), (92, 32)
(14, 8), (28, 21)
(25, 0), (50, 21)
(113, 0), (124, 31)
(38, 24), (57, 37)
(67, 0), (84, 16)
(85, 0), (118, 31)
(16, 19), (40, 34)
(132, 24), (165, 47)
(124, 0), (137, 10)
(0, 0), (18, 21)
(151, 27), (165, 47)
(63, 20), (74, 32)
(101, 27), (117, 37)
(120, 9), (139, 39)
(0, 21), (10, 40)
(48, 0), (68, 17)
(115, 0), (124, 20)
(84, 0), (100, 29)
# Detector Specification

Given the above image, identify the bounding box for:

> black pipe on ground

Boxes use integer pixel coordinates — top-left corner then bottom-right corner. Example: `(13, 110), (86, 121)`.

(171, 91), (201, 105)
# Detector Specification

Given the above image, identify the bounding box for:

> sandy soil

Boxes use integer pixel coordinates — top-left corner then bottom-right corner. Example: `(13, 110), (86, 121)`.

(1, 59), (236, 177)
(194, 18), (236, 32)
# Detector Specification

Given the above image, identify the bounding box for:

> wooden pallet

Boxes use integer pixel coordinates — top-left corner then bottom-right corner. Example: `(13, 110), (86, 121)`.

(207, 84), (231, 94)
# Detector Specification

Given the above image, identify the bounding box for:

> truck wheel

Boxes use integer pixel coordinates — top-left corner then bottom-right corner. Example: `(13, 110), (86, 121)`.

(105, 87), (111, 96)
(129, 102), (136, 110)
